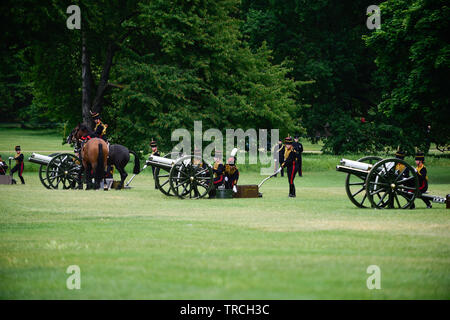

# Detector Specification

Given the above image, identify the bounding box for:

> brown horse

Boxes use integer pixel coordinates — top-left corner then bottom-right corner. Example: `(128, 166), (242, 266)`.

(71, 124), (109, 190)
(82, 138), (108, 189)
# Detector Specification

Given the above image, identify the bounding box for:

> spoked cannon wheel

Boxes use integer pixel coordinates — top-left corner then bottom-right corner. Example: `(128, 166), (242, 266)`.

(366, 158), (419, 209)
(345, 156), (382, 208)
(39, 153), (60, 189)
(46, 153), (82, 189)
(153, 153), (181, 196)
(169, 155), (213, 199)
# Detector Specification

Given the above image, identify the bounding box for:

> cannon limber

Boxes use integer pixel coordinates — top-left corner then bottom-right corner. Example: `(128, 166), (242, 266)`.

(29, 153), (82, 189)
(336, 156), (448, 209)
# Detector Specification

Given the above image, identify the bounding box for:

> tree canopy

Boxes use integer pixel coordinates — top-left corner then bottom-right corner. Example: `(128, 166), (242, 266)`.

(1, 0), (448, 154)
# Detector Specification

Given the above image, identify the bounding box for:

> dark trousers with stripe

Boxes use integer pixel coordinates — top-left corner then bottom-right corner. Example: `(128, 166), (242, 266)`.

(287, 163), (297, 196)
(418, 184), (431, 207)
(209, 175), (224, 198)
(10, 163), (25, 184)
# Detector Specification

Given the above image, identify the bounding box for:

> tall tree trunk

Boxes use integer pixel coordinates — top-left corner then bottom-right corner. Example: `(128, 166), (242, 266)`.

(81, 31), (94, 129)
(92, 42), (116, 114)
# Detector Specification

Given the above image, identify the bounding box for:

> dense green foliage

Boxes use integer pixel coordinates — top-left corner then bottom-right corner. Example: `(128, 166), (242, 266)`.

(110, 0), (302, 152)
(1, 0), (448, 154)
(364, 0), (450, 152)
(242, 0), (381, 153)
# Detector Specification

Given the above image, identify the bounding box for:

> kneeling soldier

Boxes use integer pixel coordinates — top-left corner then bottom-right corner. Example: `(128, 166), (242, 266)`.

(224, 156), (239, 192)
(281, 137), (298, 197)
(410, 152), (432, 209)
(209, 150), (224, 198)
(394, 149), (410, 178)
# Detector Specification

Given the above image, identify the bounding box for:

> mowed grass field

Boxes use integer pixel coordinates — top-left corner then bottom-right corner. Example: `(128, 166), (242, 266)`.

(0, 127), (449, 299)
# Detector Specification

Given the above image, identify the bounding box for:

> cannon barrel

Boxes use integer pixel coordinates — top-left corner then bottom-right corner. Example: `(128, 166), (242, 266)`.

(28, 153), (53, 166)
(146, 155), (177, 170)
(336, 158), (373, 175)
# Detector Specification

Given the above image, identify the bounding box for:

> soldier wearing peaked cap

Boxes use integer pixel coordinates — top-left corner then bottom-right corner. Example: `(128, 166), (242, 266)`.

(281, 137), (298, 197)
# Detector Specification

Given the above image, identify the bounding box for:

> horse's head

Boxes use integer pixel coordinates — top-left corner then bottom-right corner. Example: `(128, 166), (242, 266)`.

(66, 123), (90, 145)
(76, 124), (90, 140)
(64, 124), (80, 145)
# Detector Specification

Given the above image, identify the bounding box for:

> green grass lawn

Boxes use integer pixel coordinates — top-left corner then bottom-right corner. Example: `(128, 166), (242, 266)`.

(0, 128), (449, 299)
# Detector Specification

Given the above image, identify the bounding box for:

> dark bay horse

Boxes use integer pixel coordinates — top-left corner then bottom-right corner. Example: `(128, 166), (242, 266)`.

(67, 124), (140, 189)
(108, 144), (140, 189)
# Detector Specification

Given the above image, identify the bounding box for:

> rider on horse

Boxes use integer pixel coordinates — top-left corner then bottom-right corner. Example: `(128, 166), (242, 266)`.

(90, 111), (108, 141)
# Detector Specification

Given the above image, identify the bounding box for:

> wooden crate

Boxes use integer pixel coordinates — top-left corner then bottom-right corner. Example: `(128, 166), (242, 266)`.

(234, 184), (259, 198)
(0, 175), (13, 185)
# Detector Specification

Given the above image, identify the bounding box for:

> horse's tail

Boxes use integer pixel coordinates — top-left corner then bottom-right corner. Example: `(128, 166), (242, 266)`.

(129, 150), (141, 174)
(96, 143), (105, 181)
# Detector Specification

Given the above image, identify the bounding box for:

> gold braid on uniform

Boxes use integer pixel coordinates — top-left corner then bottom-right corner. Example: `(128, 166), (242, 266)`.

(284, 147), (295, 161)
(395, 163), (405, 172)
(95, 121), (108, 136)
(416, 164), (428, 180)
(225, 164), (237, 175)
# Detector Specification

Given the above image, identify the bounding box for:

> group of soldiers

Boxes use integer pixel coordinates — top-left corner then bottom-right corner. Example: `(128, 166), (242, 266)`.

(210, 149), (240, 197)
(149, 141), (240, 197)
(5, 108), (433, 207)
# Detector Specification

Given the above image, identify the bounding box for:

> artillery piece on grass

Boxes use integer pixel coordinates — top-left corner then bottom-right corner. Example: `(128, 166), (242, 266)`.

(29, 153), (82, 189)
(336, 156), (448, 209)
(126, 153), (214, 199)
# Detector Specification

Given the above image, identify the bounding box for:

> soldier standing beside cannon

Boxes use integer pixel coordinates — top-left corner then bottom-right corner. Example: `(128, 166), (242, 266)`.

(281, 137), (298, 197)
(150, 140), (160, 189)
(10, 146), (25, 184)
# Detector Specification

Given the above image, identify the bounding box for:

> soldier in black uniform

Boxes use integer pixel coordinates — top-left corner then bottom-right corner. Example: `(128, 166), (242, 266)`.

(394, 149), (410, 177)
(274, 140), (284, 177)
(0, 155), (8, 175)
(293, 135), (303, 177)
(150, 140), (160, 189)
(224, 156), (239, 192)
(209, 150), (225, 198)
(10, 146), (25, 184)
(90, 111), (108, 141)
(281, 137), (298, 197)
(410, 152), (432, 209)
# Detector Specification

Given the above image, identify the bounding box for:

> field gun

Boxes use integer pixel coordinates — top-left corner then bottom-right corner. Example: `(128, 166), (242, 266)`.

(336, 156), (448, 209)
